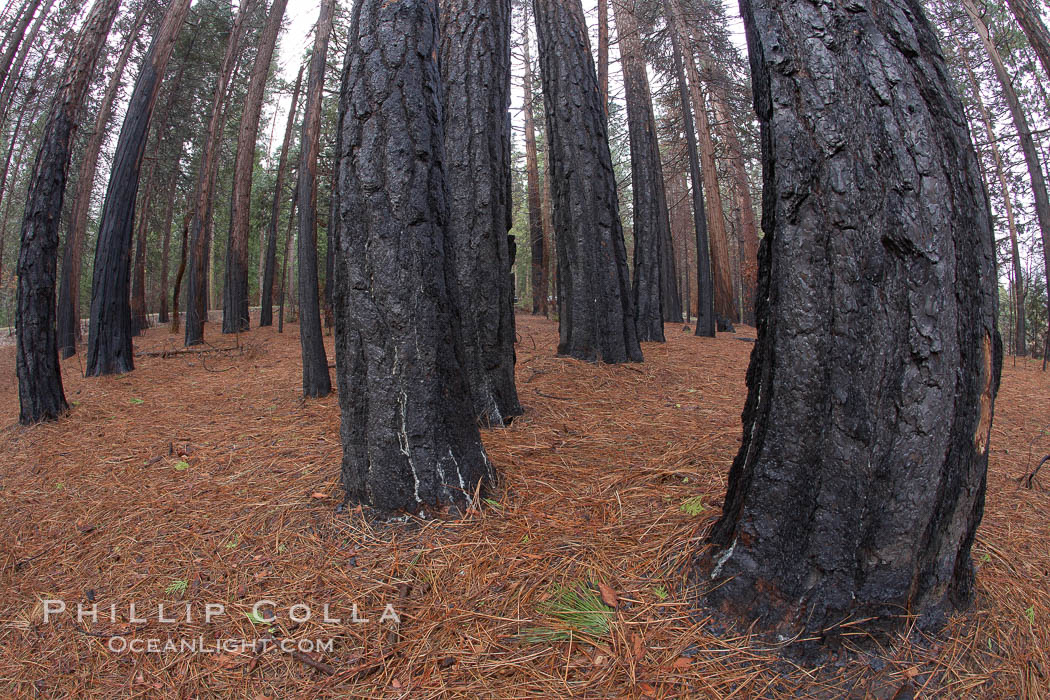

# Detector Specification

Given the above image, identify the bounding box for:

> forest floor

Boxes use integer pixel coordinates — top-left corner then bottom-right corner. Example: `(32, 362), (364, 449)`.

(0, 314), (1048, 699)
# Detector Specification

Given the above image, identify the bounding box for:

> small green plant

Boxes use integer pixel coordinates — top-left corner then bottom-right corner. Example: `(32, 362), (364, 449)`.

(652, 585), (669, 601)
(519, 584), (614, 643)
(225, 534), (241, 549)
(483, 498), (502, 510)
(276, 544), (286, 554)
(680, 496), (706, 516)
(173, 461), (190, 471)
(165, 579), (188, 596)
(55, 482), (65, 491)
(980, 552), (991, 563)
(129, 398), (144, 405)
(246, 610), (267, 625)
(1025, 605), (1036, 629)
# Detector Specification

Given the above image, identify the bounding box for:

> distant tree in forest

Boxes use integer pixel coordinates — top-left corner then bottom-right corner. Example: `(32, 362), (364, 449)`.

(16, 0), (121, 423)
(296, 0), (335, 399)
(697, 0), (1001, 645)
(532, 0), (642, 363)
(335, 0), (493, 513)
(86, 0), (193, 376)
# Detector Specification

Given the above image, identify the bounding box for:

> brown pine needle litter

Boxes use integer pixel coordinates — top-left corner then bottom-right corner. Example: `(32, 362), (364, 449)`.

(0, 314), (1047, 698)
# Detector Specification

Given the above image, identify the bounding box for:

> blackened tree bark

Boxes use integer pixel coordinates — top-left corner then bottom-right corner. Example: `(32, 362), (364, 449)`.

(184, 0), (253, 346)
(522, 18), (547, 317)
(61, 2), (151, 349)
(16, 0), (120, 423)
(440, 0), (522, 426)
(223, 0), (289, 333)
(87, 0), (193, 376)
(297, 0), (334, 398)
(260, 65), (302, 327)
(963, 0), (1050, 366)
(337, 0), (494, 513)
(533, 0), (642, 363)
(697, 0), (1001, 642)
(613, 0), (672, 342)
(667, 16), (714, 337)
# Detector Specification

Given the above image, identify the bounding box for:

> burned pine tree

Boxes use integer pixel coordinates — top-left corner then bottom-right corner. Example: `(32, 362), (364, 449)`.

(336, 0), (494, 513)
(86, 0), (194, 376)
(439, 0), (522, 426)
(223, 0), (288, 334)
(613, 0), (674, 342)
(16, 0), (121, 424)
(260, 65), (302, 328)
(532, 0), (642, 364)
(696, 0), (1001, 643)
(296, 0), (334, 399)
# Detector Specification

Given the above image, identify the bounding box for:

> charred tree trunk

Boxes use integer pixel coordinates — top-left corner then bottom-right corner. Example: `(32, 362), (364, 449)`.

(337, 0), (493, 513)
(58, 3), (150, 357)
(697, 0), (1001, 644)
(223, 0), (288, 334)
(963, 0), (1050, 367)
(87, 0), (193, 376)
(185, 0), (253, 346)
(614, 0), (673, 342)
(667, 16), (714, 337)
(16, 0), (119, 423)
(440, 0), (522, 425)
(522, 22), (547, 317)
(297, 0), (334, 398)
(261, 66), (302, 328)
(533, 0), (642, 363)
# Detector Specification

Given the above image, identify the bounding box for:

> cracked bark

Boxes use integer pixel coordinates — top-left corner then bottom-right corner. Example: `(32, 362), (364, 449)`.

(336, 0), (493, 513)
(698, 0), (1001, 645)
(533, 0), (642, 363)
(439, 0), (522, 425)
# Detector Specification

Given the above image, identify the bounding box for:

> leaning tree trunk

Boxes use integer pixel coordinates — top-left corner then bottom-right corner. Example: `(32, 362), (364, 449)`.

(169, 213), (190, 333)
(58, 1), (148, 358)
(184, 0), (253, 346)
(440, 0), (522, 426)
(0, 0), (55, 134)
(16, 0), (120, 424)
(1007, 0), (1050, 81)
(86, 0), (193, 376)
(260, 66), (302, 328)
(533, 0), (642, 364)
(963, 0), (1050, 368)
(223, 0), (288, 334)
(0, 0), (43, 110)
(697, 0), (1001, 644)
(666, 14), (714, 337)
(522, 21), (547, 317)
(337, 0), (493, 514)
(614, 0), (673, 343)
(296, 0), (334, 398)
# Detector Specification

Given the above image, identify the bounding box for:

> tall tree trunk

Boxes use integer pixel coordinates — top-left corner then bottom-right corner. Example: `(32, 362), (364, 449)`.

(130, 168), (155, 334)
(0, 0), (43, 104)
(277, 183), (297, 334)
(670, 0), (734, 325)
(86, 0), (193, 376)
(533, 0), (642, 363)
(698, 0), (1001, 644)
(0, 0), (55, 130)
(57, 0), (148, 357)
(597, 0), (608, 114)
(440, 0), (522, 426)
(296, 0), (334, 398)
(16, 0), (120, 423)
(337, 0), (493, 514)
(666, 12), (714, 337)
(223, 0), (288, 333)
(1007, 0), (1050, 81)
(953, 36), (1027, 356)
(522, 21), (547, 317)
(184, 0), (253, 346)
(614, 0), (673, 342)
(169, 213), (190, 333)
(963, 0), (1050, 367)
(156, 161), (179, 325)
(540, 133), (555, 310)
(261, 66), (302, 327)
